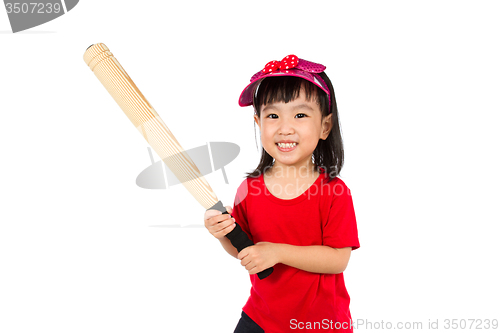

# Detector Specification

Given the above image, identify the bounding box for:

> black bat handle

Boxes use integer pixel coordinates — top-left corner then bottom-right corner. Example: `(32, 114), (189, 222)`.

(208, 201), (274, 279)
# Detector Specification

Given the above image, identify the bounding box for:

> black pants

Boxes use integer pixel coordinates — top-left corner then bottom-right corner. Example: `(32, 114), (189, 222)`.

(234, 311), (264, 333)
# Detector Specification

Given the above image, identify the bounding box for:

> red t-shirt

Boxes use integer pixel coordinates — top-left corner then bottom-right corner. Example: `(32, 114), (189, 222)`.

(231, 170), (360, 332)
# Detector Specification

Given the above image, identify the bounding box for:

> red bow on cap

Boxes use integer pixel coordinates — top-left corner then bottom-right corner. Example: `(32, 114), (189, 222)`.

(262, 54), (298, 73)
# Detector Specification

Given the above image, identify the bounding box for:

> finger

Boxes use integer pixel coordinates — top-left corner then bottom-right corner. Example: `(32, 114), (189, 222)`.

(237, 248), (249, 260)
(205, 213), (232, 227)
(246, 263), (258, 273)
(212, 221), (236, 238)
(249, 261), (266, 274)
(225, 206), (233, 215)
(204, 209), (222, 221)
(240, 256), (250, 267)
(209, 216), (235, 233)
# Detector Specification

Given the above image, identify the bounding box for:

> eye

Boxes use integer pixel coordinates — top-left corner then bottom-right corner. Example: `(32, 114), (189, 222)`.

(295, 113), (307, 118)
(266, 114), (279, 119)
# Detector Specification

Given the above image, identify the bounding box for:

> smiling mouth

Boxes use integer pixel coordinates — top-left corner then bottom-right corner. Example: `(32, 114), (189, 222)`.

(277, 142), (297, 148)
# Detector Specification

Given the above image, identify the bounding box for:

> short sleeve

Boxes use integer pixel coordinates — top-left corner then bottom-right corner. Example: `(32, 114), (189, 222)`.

(322, 180), (360, 250)
(231, 178), (253, 243)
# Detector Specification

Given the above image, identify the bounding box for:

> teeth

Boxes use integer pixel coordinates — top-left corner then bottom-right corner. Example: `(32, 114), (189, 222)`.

(277, 142), (297, 148)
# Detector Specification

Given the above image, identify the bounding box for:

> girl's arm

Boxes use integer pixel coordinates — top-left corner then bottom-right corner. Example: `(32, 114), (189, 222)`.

(238, 243), (352, 275)
(218, 236), (239, 259)
(277, 244), (351, 274)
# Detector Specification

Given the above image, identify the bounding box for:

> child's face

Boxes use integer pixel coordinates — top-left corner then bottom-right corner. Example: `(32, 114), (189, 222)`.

(254, 87), (332, 173)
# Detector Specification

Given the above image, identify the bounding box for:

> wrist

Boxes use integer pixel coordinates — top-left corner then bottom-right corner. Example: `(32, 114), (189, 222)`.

(275, 243), (290, 265)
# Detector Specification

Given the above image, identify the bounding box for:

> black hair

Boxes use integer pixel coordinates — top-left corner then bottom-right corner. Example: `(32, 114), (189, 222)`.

(245, 72), (344, 183)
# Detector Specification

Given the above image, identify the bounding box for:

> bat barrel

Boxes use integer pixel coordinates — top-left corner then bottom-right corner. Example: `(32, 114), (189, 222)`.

(83, 43), (219, 209)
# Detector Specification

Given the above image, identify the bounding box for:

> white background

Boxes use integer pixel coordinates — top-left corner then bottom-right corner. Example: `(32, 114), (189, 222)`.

(1, 1), (499, 332)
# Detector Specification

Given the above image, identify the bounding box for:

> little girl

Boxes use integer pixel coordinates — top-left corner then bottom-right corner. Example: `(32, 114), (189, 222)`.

(204, 55), (360, 333)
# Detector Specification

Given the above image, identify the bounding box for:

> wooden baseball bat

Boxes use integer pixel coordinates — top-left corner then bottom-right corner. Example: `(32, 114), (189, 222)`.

(83, 43), (273, 279)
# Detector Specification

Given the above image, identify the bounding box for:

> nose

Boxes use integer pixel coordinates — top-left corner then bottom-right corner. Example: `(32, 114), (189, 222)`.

(278, 117), (295, 135)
